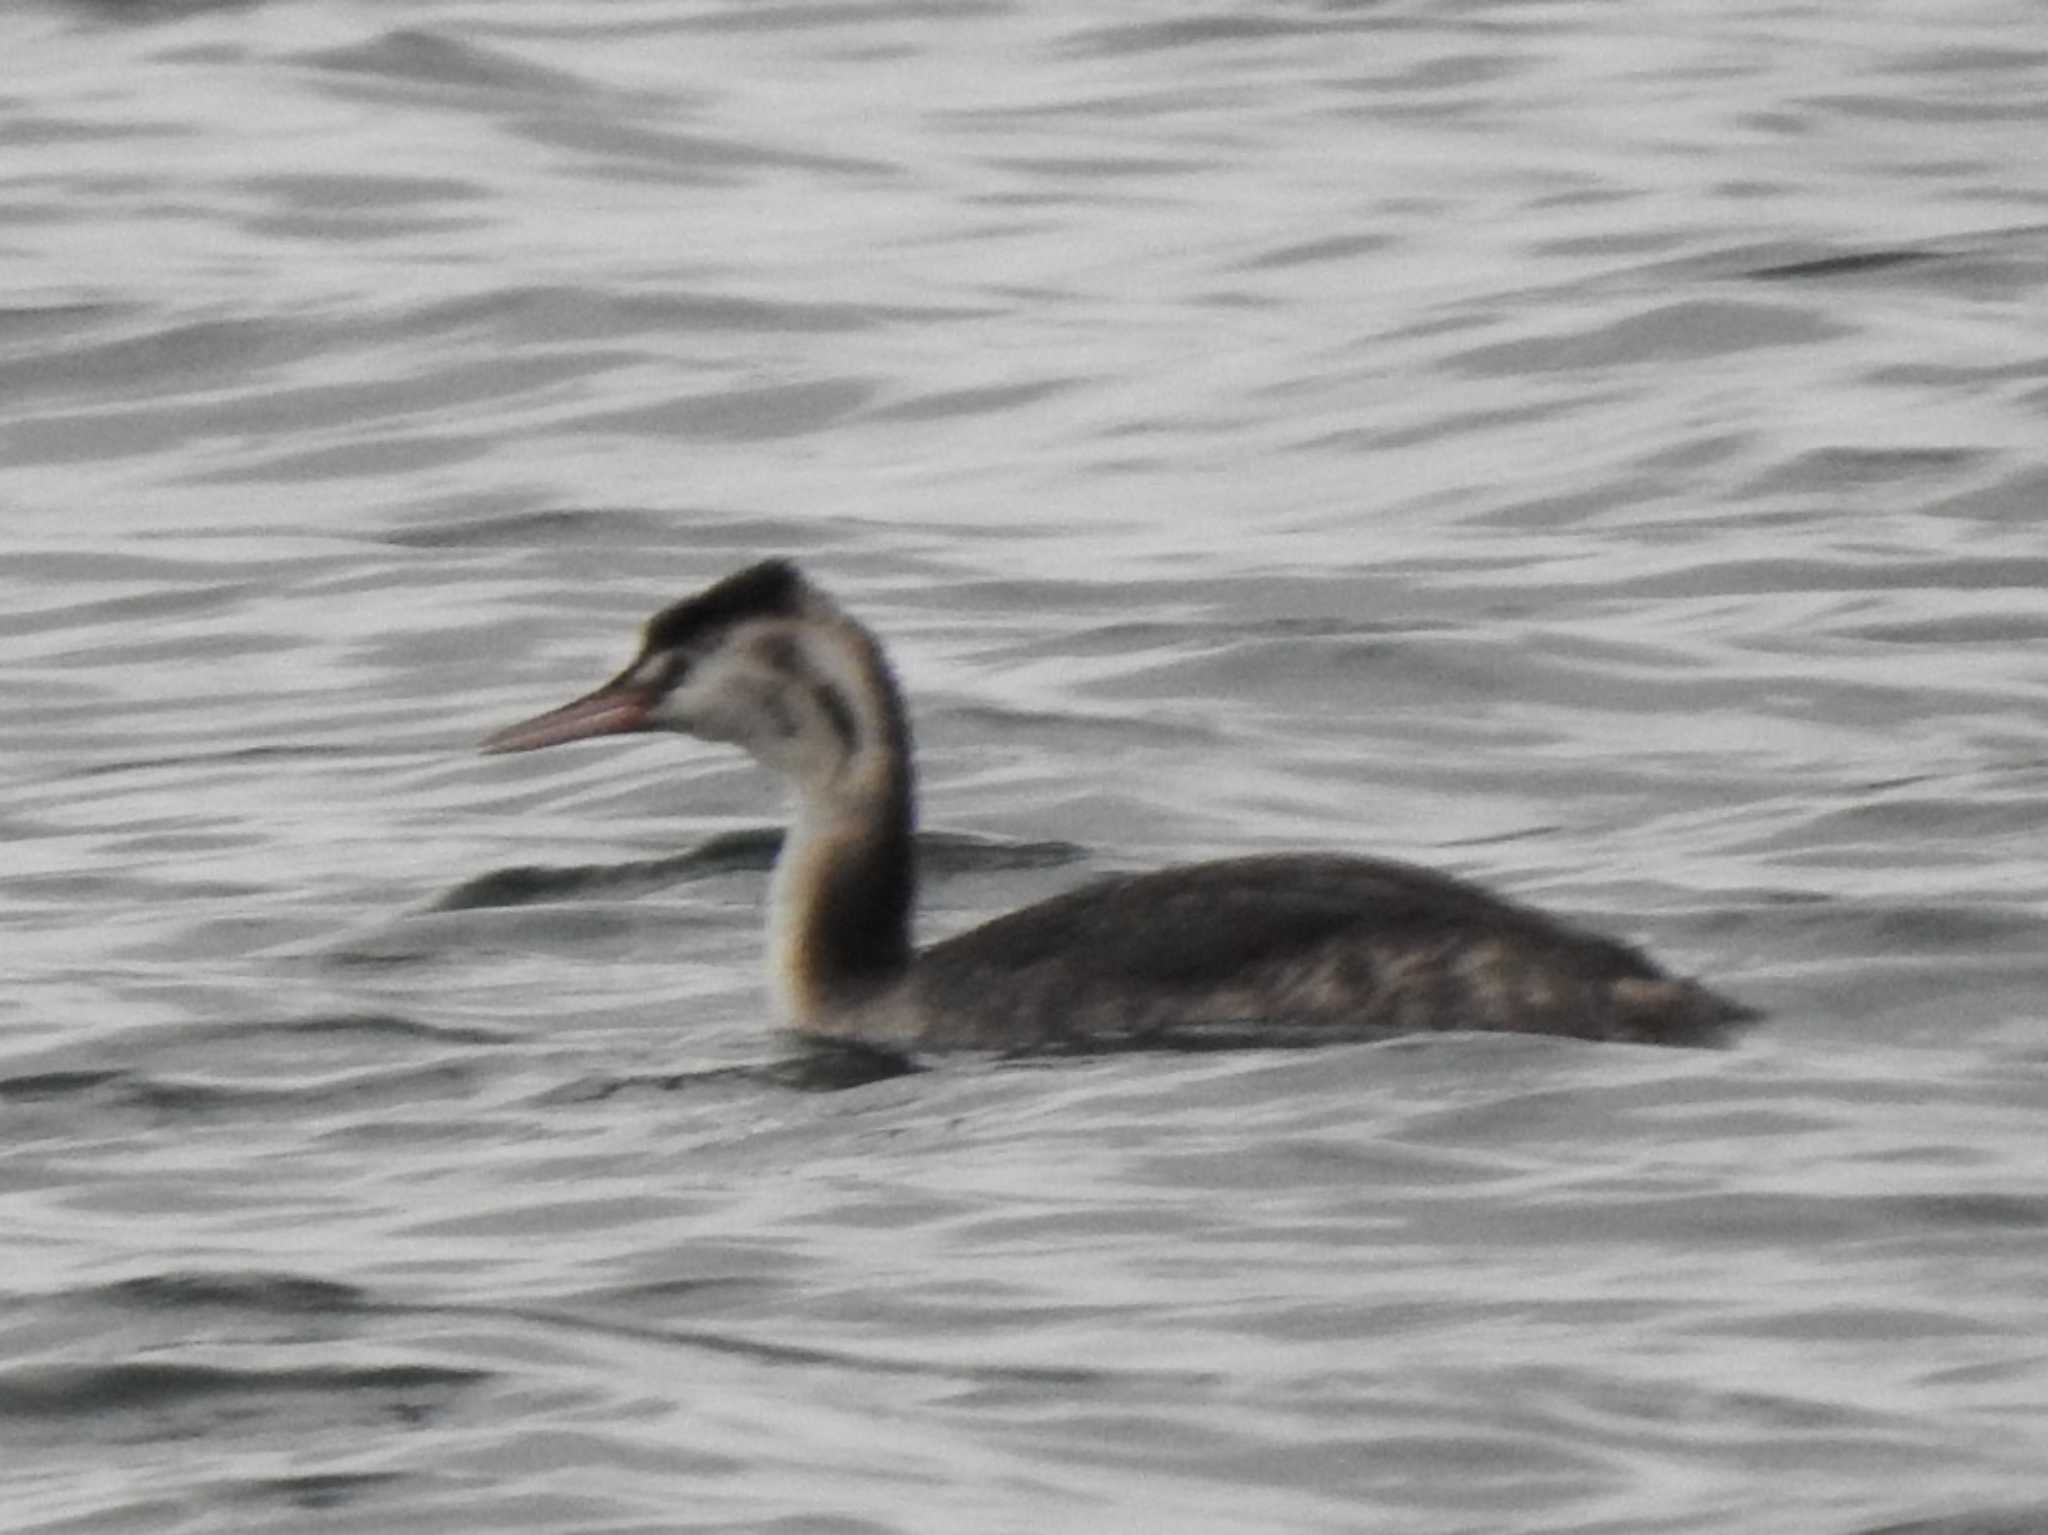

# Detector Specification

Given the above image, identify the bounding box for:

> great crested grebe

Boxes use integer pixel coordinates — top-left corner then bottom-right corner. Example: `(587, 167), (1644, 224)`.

(482, 559), (1757, 1053)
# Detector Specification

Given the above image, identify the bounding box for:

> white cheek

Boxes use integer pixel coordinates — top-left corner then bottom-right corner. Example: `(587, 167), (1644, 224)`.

(653, 667), (763, 749)
(647, 679), (718, 736)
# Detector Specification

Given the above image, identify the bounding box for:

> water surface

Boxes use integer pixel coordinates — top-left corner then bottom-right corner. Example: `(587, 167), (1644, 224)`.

(5, 2), (2048, 1531)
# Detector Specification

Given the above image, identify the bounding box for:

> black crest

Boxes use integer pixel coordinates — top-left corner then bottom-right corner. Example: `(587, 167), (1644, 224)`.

(643, 559), (808, 653)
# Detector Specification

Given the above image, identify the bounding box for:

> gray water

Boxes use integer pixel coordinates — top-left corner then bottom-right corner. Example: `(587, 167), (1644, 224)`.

(5, 2), (2048, 1531)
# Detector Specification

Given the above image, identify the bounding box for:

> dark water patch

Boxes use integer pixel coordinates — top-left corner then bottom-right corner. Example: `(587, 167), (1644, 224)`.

(1140, 1132), (1515, 1196)
(0, 579), (254, 640)
(301, 28), (599, 101)
(1, 868), (264, 909)
(534, 1066), (777, 1105)
(1010, 1017), (1445, 1058)
(512, 115), (894, 182)
(567, 378), (877, 441)
(223, 1471), (409, 1513)
(1231, 1428), (1605, 1506)
(1760, 953), (2048, 1041)
(1340, 391), (1607, 456)
(752, 1042), (920, 1091)
(1876, 357), (2048, 389)
(1449, 300), (1846, 374)
(1691, 1306), (2002, 1343)
(944, 84), (1259, 131)
(0, 1062), (481, 1123)
(577, 1276), (778, 1309)
(0, 301), (130, 342)
(1887, 1193), (2048, 1232)
(1419, 1188), (1946, 1250)
(1598, 553), (2048, 598)
(1807, 92), (2048, 125)
(1927, 466), (2048, 525)
(89, 1271), (371, 1317)
(381, 504), (872, 553)
(586, 291), (924, 336)
(868, 377), (1080, 422)
(377, 285), (943, 348)
(1807, 791), (2048, 852)
(239, 172), (485, 211)
(545, 1041), (920, 1100)
(1237, 232), (1396, 271)
(1191, 286), (1282, 311)
(1803, 251), (2048, 303)
(323, 899), (736, 971)
(938, 700), (1216, 750)
(920, 831), (1091, 876)
(36, 627), (298, 674)
(1890, 47), (2048, 74)
(1840, 612), (2048, 645)
(1744, 446), (1985, 497)
(1056, 620), (1749, 717)
(0, 113), (189, 148)
(380, 505), (683, 550)
(0, 315), (322, 409)
(990, 613), (1442, 668)
(0, 1360), (487, 1438)
(1749, 815), (2048, 893)
(264, 1011), (513, 1046)
(0, 1012), (524, 1076)
(6, 545), (352, 586)
(468, 1296), (1165, 1390)
(435, 828), (1082, 911)
(992, 154), (1211, 182)
(940, 575), (1193, 616)
(132, 1061), (481, 1115)
(242, 209), (490, 243)
(192, 433), (487, 483)
(91, 352), (624, 445)
(4, 409), (216, 465)
(0, 1069), (126, 1103)
(1464, 476), (1678, 532)
(435, 828), (783, 909)
(47, 0), (261, 20)
(1065, 14), (1361, 57)
(1635, 430), (1753, 474)
(1859, 1507), (2048, 1535)
(1360, 52), (1527, 94)
(72, 743), (342, 779)
(668, 0), (1012, 32)
(1536, 228), (1697, 260)
(983, 1382), (1617, 1507)
(1436, 821), (1570, 851)
(1745, 250), (1944, 281)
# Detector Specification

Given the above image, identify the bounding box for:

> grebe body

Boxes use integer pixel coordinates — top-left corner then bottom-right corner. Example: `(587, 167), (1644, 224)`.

(483, 560), (1755, 1053)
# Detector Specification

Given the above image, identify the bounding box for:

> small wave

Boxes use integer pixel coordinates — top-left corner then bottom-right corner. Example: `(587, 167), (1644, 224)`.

(0, 1062), (480, 1121)
(433, 827), (784, 910)
(436, 827), (1084, 911)
(0, 1359), (486, 1422)
(88, 1270), (371, 1316)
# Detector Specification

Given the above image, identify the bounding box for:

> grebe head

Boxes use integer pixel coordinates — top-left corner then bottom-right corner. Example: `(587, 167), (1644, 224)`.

(481, 559), (888, 792)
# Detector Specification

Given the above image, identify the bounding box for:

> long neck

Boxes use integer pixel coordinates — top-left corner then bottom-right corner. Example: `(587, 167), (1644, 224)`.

(765, 624), (916, 1034)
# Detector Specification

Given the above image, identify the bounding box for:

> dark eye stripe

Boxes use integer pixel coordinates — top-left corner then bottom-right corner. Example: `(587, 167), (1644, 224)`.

(750, 633), (858, 754)
(812, 680), (859, 755)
